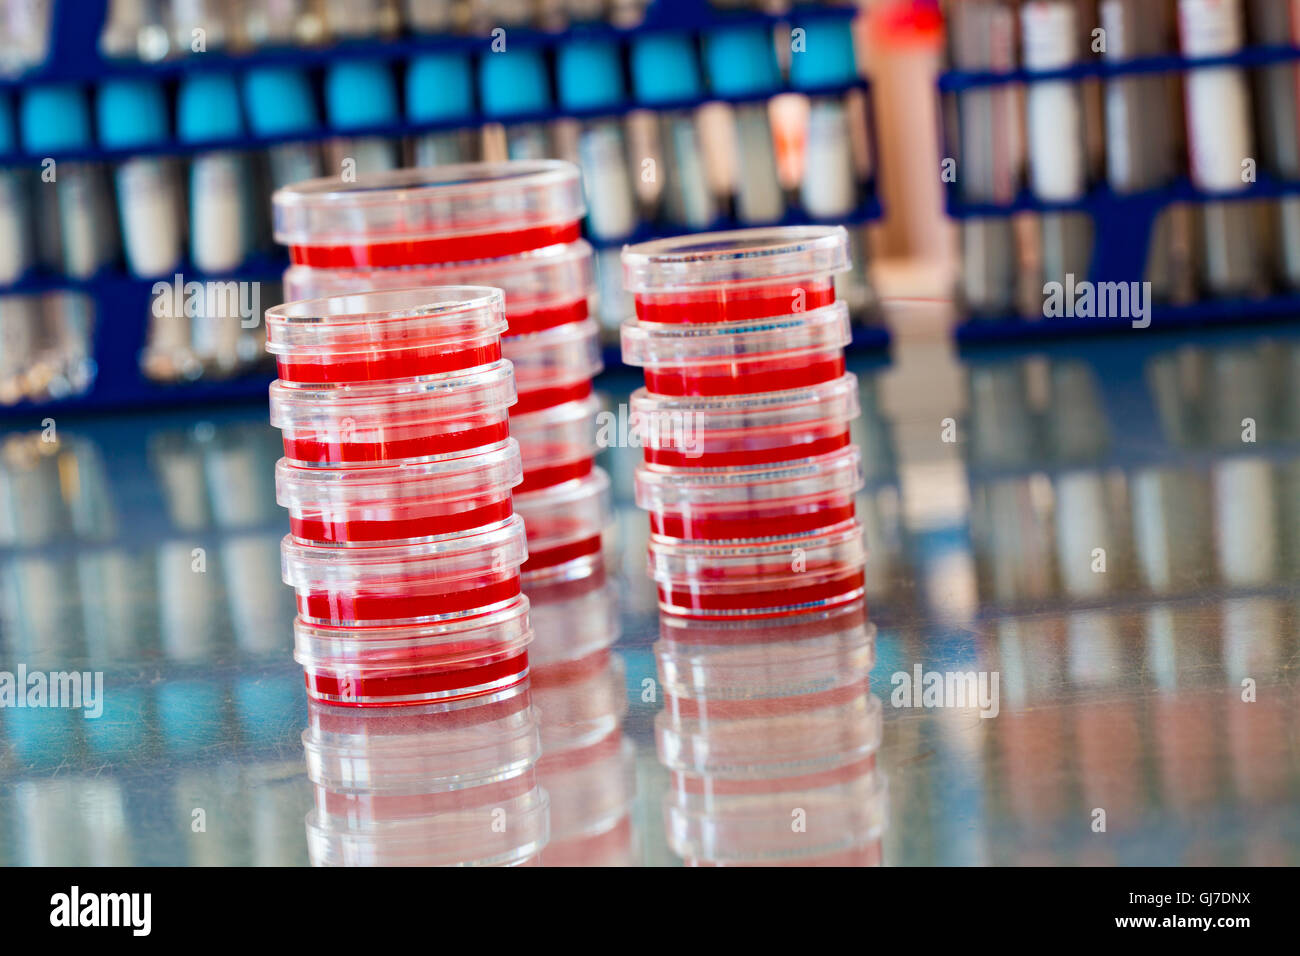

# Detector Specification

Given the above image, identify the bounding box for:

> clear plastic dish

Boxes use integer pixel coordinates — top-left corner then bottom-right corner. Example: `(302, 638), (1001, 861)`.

(630, 373), (860, 468)
(635, 446), (863, 541)
(504, 319), (603, 414)
(264, 286), (508, 385)
(282, 513), (528, 626)
(647, 520), (868, 618)
(282, 241), (595, 337)
(621, 226), (850, 324)
(657, 688), (882, 780)
(296, 597), (535, 707)
(665, 765), (887, 866)
(656, 617), (876, 708)
(274, 161), (585, 268)
(620, 301), (850, 396)
(269, 359), (516, 465)
(514, 466), (610, 577)
(276, 439), (522, 546)
(511, 394), (600, 493)
(306, 787), (550, 866)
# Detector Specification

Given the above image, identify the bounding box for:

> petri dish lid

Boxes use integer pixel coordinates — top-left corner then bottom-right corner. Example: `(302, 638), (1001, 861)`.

(276, 439), (522, 509)
(265, 286), (506, 355)
(621, 300), (850, 366)
(635, 445), (863, 510)
(269, 358), (516, 426)
(282, 512), (528, 584)
(282, 240), (594, 307)
(629, 373), (860, 430)
(622, 225), (850, 292)
(273, 161), (585, 263)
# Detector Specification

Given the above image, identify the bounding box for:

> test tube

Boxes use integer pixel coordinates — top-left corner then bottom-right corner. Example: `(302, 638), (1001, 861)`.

(703, 25), (786, 224)
(177, 73), (251, 275)
(324, 60), (400, 175)
(630, 32), (719, 230)
(168, 0), (235, 53)
(407, 53), (482, 167)
(177, 74), (251, 373)
(322, 0), (399, 37)
(0, 91), (33, 284)
(946, 0), (1021, 318)
(1248, 0), (1300, 288)
(1021, 1), (1093, 298)
(556, 39), (639, 242)
(479, 47), (556, 160)
(1099, 0), (1180, 301)
(1178, 0), (1265, 297)
(20, 85), (116, 279)
(790, 17), (871, 220)
(97, 79), (184, 278)
(243, 67), (324, 191)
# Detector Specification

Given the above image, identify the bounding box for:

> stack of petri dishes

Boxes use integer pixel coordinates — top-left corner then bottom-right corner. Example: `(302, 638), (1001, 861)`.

(619, 226), (869, 619)
(273, 161), (609, 591)
(266, 286), (534, 706)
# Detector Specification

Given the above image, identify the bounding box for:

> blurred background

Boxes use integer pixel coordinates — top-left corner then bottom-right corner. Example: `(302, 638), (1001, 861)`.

(1, 0), (1300, 865)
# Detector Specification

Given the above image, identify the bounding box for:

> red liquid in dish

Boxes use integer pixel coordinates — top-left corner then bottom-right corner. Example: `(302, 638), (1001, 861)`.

(298, 571), (521, 625)
(643, 353), (845, 397)
(634, 280), (837, 324)
(512, 379), (593, 415)
(521, 533), (601, 574)
(658, 569), (865, 618)
(282, 420), (509, 465)
(303, 648), (530, 706)
(506, 299), (589, 337)
(516, 455), (593, 494)
(289, 221), (583, 268)
(289, 496), (513, 545)
(276, 341), (502, 386)
(649, 501), (855, 540)
(643, 427), (851, 469)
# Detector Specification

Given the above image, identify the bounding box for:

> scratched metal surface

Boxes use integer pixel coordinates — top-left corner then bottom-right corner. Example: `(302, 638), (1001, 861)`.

(1, 325), (1298, 866)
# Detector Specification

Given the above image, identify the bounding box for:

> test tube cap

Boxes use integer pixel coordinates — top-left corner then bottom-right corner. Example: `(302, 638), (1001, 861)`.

(789, 18), (859, 90)
(177, 73), (245, 143)
(556, 39), (625, 111)
(703, 25), (780, 97)
(631, 32), (703, 105)
(97, 78), (170, 148)
(407, 52), (475, 122)
(478, 48), (552, 118)
(244, 67), (320, 136)
(325, 59), (399, 129)
(20, 84), (92, 153)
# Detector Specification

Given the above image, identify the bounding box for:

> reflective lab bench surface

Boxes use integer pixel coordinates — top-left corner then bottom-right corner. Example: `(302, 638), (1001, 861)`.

(1, 325), (1298, 866)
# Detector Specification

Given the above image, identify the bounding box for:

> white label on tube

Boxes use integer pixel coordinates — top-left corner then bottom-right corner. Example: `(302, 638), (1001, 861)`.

(117, 157), (182, 278)
(1178, 0), (1244, 57)
(1027, 81), (1087, 200)
(1185, 66), (1254, 190)
(801, 99), (858, 218)
(578, 121), (638, 241)
(190, 153), (247, 274)
(1021, 2), (1077, 72)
